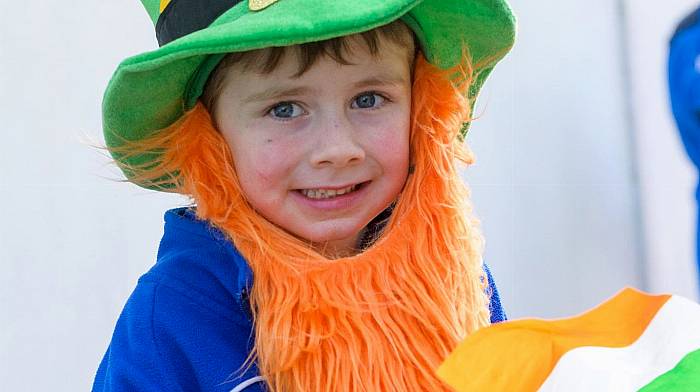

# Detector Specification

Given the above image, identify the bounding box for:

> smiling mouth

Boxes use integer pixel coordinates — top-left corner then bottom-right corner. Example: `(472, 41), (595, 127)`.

(297, 182), (369, 200)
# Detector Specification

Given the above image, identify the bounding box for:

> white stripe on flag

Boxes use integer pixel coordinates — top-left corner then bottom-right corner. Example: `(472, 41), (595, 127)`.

(538, 296), (700, 392)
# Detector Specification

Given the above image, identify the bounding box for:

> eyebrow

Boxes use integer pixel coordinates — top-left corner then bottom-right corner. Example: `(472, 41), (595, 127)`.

(243, 86), (313, 104)
(242, 74), (407, 104)
(352, 74), (408, 89)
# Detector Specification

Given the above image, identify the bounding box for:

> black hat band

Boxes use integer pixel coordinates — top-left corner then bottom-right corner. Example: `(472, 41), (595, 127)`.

(156, 0), (243, 46)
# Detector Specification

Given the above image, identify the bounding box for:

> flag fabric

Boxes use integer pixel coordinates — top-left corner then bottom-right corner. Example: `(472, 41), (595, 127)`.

(437, 288), (700, 391)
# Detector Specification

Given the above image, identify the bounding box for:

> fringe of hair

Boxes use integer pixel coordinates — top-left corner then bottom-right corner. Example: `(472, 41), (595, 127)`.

(110, 53), (489, 391)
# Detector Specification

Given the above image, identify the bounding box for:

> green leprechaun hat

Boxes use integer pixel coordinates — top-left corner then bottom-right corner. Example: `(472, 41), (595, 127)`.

(104, 0), (516, 190)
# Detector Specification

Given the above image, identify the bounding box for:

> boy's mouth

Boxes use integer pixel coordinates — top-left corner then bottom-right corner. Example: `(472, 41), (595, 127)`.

(297, 182), (368, 200)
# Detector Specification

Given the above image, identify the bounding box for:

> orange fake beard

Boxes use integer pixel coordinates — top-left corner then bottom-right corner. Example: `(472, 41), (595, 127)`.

(164, 55), (490, 391)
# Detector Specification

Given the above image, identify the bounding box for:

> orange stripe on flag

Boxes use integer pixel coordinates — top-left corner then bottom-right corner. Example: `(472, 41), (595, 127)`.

(437, 288), (671, 391)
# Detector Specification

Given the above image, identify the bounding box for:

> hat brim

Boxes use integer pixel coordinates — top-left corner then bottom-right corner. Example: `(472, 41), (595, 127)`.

(103, 0), (515, 187)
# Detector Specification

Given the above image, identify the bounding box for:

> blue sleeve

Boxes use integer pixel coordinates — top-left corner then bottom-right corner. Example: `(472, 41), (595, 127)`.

(669, 17), (700, 168)
(92, 279), (265, 392)
(483, 263), (507, 323)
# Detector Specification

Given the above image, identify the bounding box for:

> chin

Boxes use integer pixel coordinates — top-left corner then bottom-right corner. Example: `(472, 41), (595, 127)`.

(293, 221), (367, 249)
(299, 227), (359, 243)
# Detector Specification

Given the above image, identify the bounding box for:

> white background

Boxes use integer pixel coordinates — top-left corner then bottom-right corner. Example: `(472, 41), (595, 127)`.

(1, 0), (698, 390)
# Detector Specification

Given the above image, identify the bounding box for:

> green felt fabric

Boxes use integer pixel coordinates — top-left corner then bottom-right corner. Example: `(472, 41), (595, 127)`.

(140, 0), (160, 25)
(105, 0), (516, 190)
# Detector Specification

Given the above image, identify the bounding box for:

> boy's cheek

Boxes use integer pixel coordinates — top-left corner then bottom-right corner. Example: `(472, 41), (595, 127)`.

(233, 132), (299, 168)
(369, 126), (410, 159)
(239, 158), (289, 187)
(240, 148), (298, 187)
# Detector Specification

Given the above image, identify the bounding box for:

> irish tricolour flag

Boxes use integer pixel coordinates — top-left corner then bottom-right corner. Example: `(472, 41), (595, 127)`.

(438, 288), (700, 391)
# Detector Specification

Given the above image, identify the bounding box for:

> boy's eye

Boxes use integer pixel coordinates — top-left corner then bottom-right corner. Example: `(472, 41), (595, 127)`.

(269, 102), (304, 119)
(352, 92), (386, 109)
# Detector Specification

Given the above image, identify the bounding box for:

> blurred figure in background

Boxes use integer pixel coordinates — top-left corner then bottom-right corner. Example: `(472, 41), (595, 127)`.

(669, 5), (700, 294)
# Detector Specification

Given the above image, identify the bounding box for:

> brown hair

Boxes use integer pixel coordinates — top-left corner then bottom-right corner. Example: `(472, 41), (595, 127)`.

(201, 20), (416, 116)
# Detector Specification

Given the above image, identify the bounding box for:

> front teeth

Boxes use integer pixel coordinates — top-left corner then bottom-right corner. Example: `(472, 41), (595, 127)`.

(301, 184), (359, 199)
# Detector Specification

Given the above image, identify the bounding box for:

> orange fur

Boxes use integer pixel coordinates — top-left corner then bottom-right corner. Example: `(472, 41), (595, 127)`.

(111, 54), (489, 391)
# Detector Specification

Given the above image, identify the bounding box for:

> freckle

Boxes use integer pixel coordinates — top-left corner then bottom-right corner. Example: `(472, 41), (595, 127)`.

(266, 139), (273, 143)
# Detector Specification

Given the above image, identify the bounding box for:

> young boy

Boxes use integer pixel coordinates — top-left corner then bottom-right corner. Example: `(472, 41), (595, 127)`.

(93, 0), (515, 391)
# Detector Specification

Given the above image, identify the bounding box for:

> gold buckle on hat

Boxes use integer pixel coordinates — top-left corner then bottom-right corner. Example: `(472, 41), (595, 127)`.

(159, 0), (172, 13)
(249, 0), (278, 11)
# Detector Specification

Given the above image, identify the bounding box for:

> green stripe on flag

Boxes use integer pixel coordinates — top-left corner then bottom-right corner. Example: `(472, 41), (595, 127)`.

(639, 348), (700, 391)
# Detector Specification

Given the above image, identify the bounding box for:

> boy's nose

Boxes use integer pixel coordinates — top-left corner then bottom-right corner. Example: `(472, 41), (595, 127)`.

(309, 115), (366, 168)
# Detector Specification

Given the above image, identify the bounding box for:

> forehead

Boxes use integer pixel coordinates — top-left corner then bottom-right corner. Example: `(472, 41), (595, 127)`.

(235, 45), (410, 98)
(202, 25), (416, 112)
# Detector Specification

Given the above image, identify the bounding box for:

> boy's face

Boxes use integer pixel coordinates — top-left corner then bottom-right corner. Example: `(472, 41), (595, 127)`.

(214, 37), (412, 256)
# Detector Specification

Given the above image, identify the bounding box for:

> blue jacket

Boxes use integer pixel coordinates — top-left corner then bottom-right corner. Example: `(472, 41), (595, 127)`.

(669, 6), (700, 291)
(92, 208), (506, 391)
(669, 6), (700, 174)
